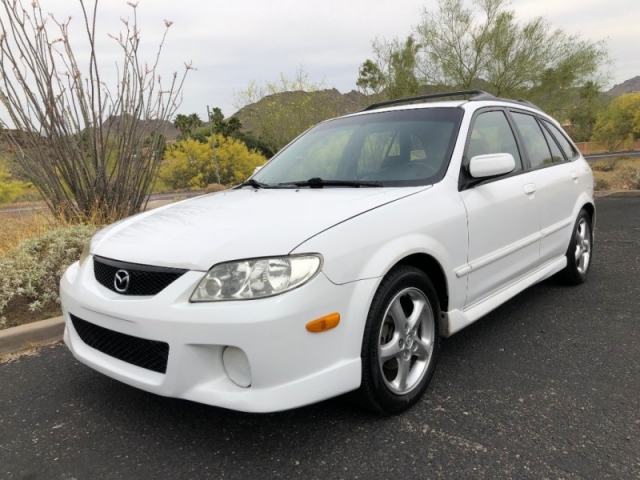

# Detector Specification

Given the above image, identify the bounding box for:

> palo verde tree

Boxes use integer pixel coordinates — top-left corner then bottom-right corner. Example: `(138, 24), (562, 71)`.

(357, 0), (609, 118)
(159, 135), (266, 189)
(356, 35), (421, 101)
(0, 0), (192, 222)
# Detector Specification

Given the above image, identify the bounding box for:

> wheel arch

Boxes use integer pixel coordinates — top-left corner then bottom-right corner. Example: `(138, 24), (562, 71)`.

(582, 201), (596, 227)
(395, 253), (449, 313)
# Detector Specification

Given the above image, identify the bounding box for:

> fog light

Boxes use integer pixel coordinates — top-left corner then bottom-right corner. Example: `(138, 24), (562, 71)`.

(222, 346), (251, 387)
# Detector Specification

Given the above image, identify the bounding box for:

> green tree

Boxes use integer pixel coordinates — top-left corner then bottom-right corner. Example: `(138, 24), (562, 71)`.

(567, 81), (608, 142)
(174, 113), (203, 139)
(193, 108), (274, 158)
(208, 107), (225, 124)
(593, 93), (640, 151)
(188, 113), (203, 130)
(357, 36), (421, 101)
(173, 114), (191, 137)
(358, 0), (610, 117)
(160, 136), (267, 189)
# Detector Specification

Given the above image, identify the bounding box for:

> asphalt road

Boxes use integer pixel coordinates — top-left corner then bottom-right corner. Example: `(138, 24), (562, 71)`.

(1, 197), (639, 480)
(0, 191), (203, 216)
(584, 150), (640, 161)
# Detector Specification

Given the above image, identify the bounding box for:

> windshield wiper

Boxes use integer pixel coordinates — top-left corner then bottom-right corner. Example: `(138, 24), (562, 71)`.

(278, 177), (383, 188)
(238, 178), (272, 189)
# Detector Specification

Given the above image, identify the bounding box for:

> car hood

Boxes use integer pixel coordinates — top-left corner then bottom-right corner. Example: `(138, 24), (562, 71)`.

(91, 186), (428, 271)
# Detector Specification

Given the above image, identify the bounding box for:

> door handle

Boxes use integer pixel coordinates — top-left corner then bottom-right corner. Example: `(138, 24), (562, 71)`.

(524, 183), (536, 195)
(571, 171), (579, 180)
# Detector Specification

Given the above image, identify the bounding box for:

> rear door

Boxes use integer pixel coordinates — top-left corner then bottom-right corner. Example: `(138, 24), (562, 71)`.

(539, 118), (585, 263)
(509, 112), (580, 265)
(459, 109), (541, 307)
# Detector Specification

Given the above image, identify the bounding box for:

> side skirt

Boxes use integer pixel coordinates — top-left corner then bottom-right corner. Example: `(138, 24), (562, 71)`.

(442, 256), (567, 337)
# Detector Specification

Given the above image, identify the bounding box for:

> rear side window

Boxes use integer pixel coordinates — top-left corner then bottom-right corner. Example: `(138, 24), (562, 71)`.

(467, 111), (522, 171)
(511, 112), (554, 168)
(542, 120), (580, 160)
(541, 126), (565, 163)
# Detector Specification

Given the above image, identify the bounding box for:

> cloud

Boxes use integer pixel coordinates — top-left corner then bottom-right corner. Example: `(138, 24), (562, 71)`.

(0, 0), (637, 120)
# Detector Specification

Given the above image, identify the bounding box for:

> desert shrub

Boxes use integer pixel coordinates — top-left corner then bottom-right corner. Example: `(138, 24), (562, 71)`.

(612, 166), (638, 190)
(629, 168), (640, 190)
(590, 158), (617, 172)
(593, 173), (610, 191)
(0, 224), (99, 328)
(204, 183), (227, 194)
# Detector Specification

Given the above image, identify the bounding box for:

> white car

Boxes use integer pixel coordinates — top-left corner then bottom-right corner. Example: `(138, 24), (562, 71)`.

(60, 90), (594, 414)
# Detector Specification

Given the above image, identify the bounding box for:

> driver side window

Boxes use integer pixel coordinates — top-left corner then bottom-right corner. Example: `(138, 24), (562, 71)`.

(467, 111), (523, 171)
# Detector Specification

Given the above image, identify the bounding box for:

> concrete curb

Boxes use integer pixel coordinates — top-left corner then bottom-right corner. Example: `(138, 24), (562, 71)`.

(595, 190), (640, 197)
(0, 316), (64, 355)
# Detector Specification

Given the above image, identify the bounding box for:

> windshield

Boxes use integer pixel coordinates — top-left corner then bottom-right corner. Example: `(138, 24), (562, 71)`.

(252, 108), (463, 187)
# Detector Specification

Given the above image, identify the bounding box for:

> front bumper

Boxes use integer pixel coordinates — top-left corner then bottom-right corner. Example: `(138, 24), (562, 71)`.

(60, 258), (378, 412)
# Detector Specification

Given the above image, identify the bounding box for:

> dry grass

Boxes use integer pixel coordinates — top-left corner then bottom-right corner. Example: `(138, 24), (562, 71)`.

(590, 156), (640, 191)
(0, 211), (65, 256)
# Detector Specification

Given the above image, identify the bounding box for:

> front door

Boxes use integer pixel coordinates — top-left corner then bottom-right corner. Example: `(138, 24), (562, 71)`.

(459, 110), (541, 308)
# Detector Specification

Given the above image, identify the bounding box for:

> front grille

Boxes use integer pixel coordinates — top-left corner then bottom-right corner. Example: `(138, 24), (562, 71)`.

(93, 256), (187, 296)
(70, 314), (169, 374)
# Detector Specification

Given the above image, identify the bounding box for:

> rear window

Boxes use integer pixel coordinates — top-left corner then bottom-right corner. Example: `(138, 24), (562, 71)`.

(511, 112), (555, 168)
(253, 108), (463, 187)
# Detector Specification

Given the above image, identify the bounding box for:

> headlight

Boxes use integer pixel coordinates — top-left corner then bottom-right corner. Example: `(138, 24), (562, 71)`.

(78, 240), (91, 267)
(190, 254), (322, 302)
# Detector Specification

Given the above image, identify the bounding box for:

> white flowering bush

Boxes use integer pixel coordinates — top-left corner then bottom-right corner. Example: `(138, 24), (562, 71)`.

(0, 224), (99, 329)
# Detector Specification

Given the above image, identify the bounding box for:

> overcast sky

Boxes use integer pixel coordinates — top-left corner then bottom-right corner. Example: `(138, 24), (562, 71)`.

(4, 0), (639, 119)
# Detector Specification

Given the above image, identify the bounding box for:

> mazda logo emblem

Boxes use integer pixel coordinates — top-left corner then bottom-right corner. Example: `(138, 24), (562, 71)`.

(114, 270), (130, 293)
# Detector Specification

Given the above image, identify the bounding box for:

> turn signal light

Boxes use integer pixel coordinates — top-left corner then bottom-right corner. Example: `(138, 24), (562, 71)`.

(306, 313), (340, 333)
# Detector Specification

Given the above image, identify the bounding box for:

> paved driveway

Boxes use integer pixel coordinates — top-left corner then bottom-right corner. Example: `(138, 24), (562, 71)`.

(1, 197), (638, 479)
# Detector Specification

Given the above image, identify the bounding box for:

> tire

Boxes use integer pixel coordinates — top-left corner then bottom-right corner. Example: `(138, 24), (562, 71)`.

(353, 265), (441, 414)
(558, 209), (593, 285)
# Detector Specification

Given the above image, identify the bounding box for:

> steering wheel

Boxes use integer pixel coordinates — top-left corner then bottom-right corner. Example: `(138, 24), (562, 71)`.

(396, 161), (439, 177)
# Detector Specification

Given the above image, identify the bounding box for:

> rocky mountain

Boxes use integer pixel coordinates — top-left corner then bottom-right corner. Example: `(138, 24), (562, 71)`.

(101, 116), (181, 142)
(606, 76), (640, 97)
(232, 88), (369, 134)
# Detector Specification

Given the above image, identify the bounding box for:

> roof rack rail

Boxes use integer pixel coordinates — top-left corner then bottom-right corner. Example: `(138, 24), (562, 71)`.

(467, 93), (542, 111)
(515, 98), (542, 111)
(361, 90), (492, 111)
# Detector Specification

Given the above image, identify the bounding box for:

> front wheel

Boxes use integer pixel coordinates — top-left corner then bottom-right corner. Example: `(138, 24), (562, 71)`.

(353, 265), (440, 414)
(558, 209), (593, 285)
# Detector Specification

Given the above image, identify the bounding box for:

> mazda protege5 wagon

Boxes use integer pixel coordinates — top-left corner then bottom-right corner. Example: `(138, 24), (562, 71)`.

(60, 90), (594, 414)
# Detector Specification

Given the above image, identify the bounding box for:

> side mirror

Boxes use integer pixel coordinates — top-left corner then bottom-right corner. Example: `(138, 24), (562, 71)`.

(468, 153), (515, 178)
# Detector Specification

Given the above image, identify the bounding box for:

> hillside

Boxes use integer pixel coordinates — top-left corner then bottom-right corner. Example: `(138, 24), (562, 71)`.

(607, 76), (640, 97)
(101, 116), (181, 142)
(232, 88), (368, 134)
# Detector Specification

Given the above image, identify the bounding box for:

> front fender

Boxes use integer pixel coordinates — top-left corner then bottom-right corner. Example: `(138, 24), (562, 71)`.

(291, 183), (469, 312)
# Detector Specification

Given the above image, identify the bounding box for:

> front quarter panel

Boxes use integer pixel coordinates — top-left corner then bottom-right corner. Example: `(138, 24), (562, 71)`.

(291, 179), (469, 312)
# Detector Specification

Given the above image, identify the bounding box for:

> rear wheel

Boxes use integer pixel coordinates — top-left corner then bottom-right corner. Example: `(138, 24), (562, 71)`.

(354, 265), (440, 414)
(558, 209), (593, 285)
